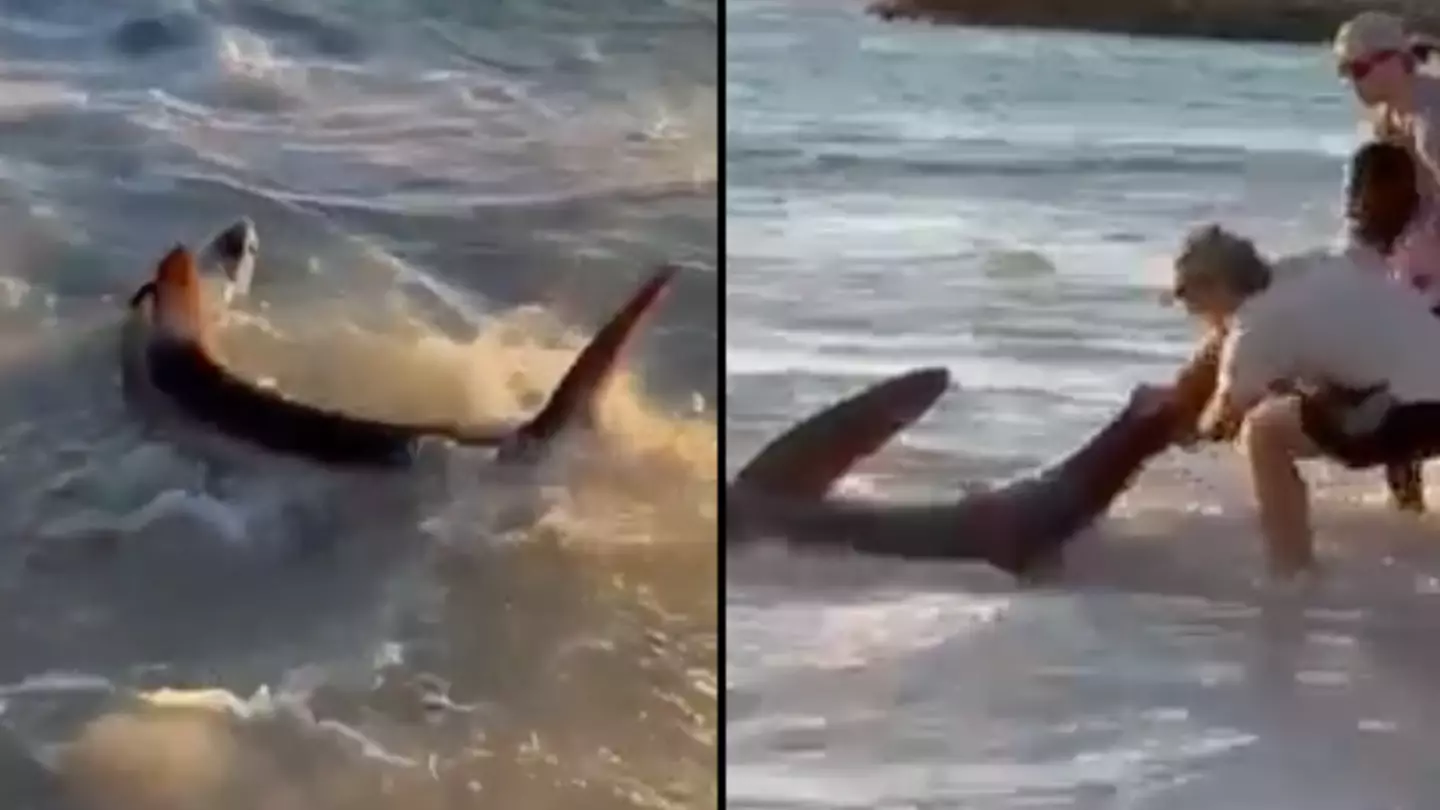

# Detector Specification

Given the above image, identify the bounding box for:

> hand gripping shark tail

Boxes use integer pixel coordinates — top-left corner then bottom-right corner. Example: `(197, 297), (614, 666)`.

(726, 345), (1220, 579)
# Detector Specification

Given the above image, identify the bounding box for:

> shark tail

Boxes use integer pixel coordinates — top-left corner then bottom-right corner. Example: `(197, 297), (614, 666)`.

(456, 264), (680, 458)
(732, 367), (951, 499)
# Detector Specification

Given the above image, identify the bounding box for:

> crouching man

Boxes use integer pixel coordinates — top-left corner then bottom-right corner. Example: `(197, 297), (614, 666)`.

(1167, 224), (1440, 579)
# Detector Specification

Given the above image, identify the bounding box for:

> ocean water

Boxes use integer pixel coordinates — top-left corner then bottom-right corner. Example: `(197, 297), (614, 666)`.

(726, 1), (1440, 807)
(0, 0), (717, 807)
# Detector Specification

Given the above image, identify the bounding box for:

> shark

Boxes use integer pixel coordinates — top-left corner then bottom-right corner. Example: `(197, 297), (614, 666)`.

(725, 335), (1221, 578)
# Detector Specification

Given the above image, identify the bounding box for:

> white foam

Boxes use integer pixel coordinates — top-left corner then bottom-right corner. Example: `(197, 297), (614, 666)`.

(0, 672), (113, 699)
(137, 686), (251, 714)
(727, 587), (1011, 684)
(122, 488), (251, 546)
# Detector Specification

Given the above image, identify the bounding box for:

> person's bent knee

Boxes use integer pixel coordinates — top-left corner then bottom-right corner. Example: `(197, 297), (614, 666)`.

(1239, 397), (1305, 461)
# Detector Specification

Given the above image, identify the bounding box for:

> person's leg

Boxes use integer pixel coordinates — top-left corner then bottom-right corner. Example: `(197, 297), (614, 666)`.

(1389, 299), (1440, 513)
(1368, 402), (1440, 492)
(1384, 461), (1425, 512)
(1239, 396), (1322, 579)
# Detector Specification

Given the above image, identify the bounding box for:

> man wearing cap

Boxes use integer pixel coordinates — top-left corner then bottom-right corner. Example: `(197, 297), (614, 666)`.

(1334, 11), (1440, 185)
(1169, 222), (1440, 579)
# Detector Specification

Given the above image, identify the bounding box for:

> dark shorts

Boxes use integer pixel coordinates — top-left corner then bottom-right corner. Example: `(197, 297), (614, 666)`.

(1292, 304), (1440, 472)
(1299, 389), (1440, 469)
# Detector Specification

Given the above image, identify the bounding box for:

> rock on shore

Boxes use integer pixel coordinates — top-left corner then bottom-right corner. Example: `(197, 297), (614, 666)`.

(866, 0), (1440, 45)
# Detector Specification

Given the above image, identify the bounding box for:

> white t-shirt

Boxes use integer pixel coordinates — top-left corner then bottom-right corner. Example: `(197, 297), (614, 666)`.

(1218, 250), (1440, 407)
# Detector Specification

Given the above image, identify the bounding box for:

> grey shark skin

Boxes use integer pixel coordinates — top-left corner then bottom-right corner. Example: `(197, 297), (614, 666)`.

(119, 223), (677, 477)
(725, 368), (1185, 578)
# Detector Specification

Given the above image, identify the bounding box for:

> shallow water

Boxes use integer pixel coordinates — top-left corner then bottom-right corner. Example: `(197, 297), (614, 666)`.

(0, 0), (716, 806)
(725, 1), (1440, 807)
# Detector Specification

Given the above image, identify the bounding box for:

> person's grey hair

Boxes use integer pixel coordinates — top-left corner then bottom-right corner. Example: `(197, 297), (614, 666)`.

(1175, 223), (1271, 298)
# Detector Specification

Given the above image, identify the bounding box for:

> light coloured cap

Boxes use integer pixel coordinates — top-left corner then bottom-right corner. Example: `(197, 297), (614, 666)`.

(1165, 223), (1270, 304)
(1334, 11), (1408, 64)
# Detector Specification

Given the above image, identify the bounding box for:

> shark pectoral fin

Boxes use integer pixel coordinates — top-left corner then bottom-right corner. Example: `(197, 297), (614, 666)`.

(128, 281), (157, 309)
(509, 263), (679, 450)
(733, 367), (951, 500)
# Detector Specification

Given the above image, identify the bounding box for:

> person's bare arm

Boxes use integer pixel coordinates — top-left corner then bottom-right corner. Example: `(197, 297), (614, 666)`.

(1411, 114), (1440, 189)
(1168, 329), (1224, 448)
(1197, 390), (1255, 443)
(1196, 323), (1278, 443)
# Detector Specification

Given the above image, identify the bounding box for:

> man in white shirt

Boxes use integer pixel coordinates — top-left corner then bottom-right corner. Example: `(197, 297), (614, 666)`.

(1168, 224), (1440, 579)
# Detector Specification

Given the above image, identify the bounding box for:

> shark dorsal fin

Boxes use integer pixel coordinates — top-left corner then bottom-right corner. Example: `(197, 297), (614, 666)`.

(732, 367), (950, 499)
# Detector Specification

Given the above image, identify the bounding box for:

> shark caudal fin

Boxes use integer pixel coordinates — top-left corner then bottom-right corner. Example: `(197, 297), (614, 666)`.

(731, 367), (951, 500)
(198, 218), (259, 305)
(484, 264), (678, 458)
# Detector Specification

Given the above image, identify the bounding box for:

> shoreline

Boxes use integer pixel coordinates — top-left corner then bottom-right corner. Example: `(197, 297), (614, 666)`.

(865, 1), (1440, 45)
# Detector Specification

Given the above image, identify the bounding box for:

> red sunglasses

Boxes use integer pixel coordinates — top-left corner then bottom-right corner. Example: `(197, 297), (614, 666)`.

(1340, 49), (1401, 81)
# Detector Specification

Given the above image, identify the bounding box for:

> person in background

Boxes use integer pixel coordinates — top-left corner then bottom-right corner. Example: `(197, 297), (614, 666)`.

(1334, 11), (1440, 193)
(1342, 139), (1440, 302)
(1338, 140), (1440, 510)
(1164, 223), (1440, 580)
